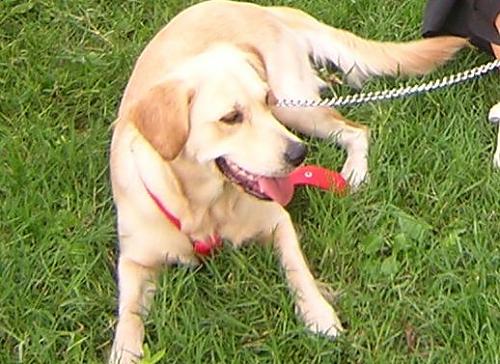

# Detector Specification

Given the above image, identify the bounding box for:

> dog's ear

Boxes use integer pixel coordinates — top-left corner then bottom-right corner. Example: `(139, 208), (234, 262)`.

(128, 80), (194, 160)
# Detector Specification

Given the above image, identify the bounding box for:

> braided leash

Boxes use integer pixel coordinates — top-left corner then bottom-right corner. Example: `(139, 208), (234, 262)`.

(277, 59), (499, 108)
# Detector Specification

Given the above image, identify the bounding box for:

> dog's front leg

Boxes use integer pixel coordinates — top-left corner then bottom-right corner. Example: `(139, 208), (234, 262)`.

(273, 211), (344, 338)
(109, 257), (158, 364)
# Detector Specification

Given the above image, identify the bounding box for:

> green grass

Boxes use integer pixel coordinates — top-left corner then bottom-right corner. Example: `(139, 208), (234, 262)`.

(1, 0), (499, 363)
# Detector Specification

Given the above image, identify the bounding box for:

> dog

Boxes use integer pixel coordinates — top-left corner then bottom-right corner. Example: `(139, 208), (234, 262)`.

(109, 1), (466, 362)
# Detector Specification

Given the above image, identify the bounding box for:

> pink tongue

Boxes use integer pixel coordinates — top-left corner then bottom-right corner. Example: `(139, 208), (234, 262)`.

(257, 176), (294, 206)
(257, 165), (347, 206)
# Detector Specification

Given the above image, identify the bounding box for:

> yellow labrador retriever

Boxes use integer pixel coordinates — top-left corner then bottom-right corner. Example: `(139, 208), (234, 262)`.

(109, 1), (466, 362)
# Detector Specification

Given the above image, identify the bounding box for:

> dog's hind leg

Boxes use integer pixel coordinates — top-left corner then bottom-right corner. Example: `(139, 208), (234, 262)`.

(264, 42), (369, 187)
(274, 103), (369, 188)
(109, 258), (158, 364)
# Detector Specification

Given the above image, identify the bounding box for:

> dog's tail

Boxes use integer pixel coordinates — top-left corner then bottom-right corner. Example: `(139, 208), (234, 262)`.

(269, 7), (468, 87)
(306, 29), (467, 87)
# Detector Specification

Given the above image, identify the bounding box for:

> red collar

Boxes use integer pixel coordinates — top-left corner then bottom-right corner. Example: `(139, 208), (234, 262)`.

(143, 184), (222, 256)
(140, 164), (345, 256)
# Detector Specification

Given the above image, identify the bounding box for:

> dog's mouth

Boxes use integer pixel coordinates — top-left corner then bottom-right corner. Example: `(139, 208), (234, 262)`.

(215, 157), (294, 205)
(215, 157), (270, 200)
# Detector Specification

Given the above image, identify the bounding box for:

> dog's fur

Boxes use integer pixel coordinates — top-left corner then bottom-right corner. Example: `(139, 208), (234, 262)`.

(109, 1), (466, 362)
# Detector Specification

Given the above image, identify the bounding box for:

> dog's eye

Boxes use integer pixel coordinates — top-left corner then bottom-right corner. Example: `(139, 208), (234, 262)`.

(219, 110), (243, 124)
(266, 90), (278, 106)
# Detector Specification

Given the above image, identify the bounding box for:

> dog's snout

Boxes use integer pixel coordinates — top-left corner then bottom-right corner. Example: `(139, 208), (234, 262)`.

(284, 141), (307, 167)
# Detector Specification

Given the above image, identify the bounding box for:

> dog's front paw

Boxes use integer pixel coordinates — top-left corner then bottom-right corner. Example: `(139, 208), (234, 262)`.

(109, 348), (142, 364)
(341, 155), (368, 189)
(493, 149), (500, 169)
(296, 298), (344, 339)
(109, 315), (144, 364)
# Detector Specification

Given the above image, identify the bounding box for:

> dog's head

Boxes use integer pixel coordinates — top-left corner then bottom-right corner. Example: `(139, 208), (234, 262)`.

(126, 44), (306, 203)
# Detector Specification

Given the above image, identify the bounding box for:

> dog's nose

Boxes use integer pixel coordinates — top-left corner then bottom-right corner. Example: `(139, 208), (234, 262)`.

(284, 141), (307, 167)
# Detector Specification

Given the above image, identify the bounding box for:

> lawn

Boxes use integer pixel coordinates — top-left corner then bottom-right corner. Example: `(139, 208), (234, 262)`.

(1, 0), (499, 363)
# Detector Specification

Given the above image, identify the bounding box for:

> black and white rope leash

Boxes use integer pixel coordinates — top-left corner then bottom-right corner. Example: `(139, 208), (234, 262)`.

(277, 59), (499, 108)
